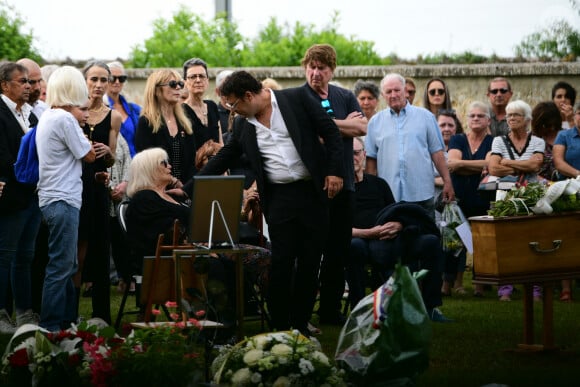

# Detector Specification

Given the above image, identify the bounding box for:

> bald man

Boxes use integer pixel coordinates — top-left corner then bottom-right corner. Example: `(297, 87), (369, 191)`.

(17, 58), (48, 118)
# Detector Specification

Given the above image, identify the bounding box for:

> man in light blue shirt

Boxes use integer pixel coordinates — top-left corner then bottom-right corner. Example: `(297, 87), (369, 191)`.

(365, 73), (454, 214)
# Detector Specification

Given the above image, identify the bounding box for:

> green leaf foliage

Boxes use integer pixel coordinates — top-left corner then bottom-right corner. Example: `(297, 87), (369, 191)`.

(514, 19), (580, 61)
(128, 8), (382, 68)
(0, 1), (42, 62)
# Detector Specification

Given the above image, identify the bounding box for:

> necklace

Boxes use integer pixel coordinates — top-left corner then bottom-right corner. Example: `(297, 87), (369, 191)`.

(89, 104), (107, 113)
(468, 133), (485, 152)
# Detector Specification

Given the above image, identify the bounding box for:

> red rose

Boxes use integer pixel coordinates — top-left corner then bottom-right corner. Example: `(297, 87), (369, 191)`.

(8, 348), (29, 367)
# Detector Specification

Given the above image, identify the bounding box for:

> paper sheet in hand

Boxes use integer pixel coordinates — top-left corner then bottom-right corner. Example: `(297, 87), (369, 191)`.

(456, 221), (473, 254)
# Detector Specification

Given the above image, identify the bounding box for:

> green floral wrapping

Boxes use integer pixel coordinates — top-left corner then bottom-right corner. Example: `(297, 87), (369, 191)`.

(334, 264), (432, 386)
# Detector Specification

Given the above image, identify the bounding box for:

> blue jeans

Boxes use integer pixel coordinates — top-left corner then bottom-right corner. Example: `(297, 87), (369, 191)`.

(40, 201), (79, 331)
(0, 197), (41, 313)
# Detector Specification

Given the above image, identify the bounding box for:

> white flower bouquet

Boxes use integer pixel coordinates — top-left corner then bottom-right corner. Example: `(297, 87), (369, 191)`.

(211, 330), (346, 386)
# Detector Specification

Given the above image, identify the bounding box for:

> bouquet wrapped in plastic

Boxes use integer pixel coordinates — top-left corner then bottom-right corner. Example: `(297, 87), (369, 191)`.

(335, 264), (431, 387)
(440, 201), (467, 255)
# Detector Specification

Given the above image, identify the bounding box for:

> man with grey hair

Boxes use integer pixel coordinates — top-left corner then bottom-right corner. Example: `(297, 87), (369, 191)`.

(364, 72), (454, 322)
(215, 69), (234, 134)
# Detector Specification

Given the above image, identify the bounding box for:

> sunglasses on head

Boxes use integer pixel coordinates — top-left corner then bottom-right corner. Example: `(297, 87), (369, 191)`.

(428, 88), (445, 96)
(157, 80), (185, 89)
(489, 88), (509, 95)
(111, 75), (127, 83)
(321, 99), (336, 119)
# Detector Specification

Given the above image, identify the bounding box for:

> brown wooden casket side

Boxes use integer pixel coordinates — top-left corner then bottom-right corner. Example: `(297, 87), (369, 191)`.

(470, 212), (580, 284)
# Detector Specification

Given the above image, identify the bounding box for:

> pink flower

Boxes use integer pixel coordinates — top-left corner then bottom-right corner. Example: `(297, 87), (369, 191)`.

(195, 310), (206, 317)
(170, 313), (180, 321)
(165, 301), (178, 308)
(151, 309), (161, 316)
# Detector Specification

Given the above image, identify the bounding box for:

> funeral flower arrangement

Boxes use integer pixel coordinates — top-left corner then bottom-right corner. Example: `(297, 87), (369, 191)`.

(1, 303), (205, 387)
(211, 330), (347, 386)
(488, 177), (580, 217)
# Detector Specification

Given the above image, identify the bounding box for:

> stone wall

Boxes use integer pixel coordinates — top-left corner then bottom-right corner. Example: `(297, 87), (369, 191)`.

(122, 62), (580, 122)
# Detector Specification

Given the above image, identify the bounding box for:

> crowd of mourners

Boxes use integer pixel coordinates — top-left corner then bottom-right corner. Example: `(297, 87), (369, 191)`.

(1, 44), (578, 336)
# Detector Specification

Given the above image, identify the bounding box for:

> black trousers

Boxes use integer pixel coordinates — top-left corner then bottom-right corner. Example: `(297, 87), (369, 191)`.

(264, 180), (328, 332)
(317, 190), (354, 318)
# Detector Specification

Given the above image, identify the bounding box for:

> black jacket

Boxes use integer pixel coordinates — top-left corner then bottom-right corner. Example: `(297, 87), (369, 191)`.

(0, 97), (38, 212)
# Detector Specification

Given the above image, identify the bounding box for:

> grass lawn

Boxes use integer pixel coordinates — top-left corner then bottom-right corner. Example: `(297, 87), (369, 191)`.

(1, 273), (579, 386)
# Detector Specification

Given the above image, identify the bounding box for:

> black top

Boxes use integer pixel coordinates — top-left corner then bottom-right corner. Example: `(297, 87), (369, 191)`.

(182, 100), (221, 151)
(135, 115), (197, 183)
(354, 174), (395, 229)
(126, 189), (190, 257)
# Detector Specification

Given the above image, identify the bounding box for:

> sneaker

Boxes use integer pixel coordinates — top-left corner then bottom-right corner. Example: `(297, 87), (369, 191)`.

(0, 309), (16, 334)
(428, 308), (454, 323)
(16, 309), (40, 327)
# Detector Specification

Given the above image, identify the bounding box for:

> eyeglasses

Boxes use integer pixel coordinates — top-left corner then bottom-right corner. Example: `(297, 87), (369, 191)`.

(489, 88), (509, 95)
(428, 88), (445, 96)
(468, 113), (488, 119)
(157, 80), (185, 89)
(506, 112), (524, 118)
(110, 75), (127, 83)
(353, 149), (364, 156)
(225, 98), (240, 110)
(89, 76), (110, 83)
(321, 99), (336, 118)
(160, 159), (170, 167)
(186, 74), (207, 81)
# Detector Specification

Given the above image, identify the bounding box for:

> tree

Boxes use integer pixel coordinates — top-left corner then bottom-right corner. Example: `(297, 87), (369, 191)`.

(0, 1), (42, 62)
(128, 6), (246, 68)
(242, 12), (382, 67)
(514, 19), (580, 61)
(128, 8), (382, 68)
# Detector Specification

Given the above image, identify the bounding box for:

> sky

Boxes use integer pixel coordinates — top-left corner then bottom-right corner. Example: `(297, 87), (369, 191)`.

(10, 0), (580, 62)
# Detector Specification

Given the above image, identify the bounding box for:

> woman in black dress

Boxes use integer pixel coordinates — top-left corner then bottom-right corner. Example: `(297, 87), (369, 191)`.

(78, 61), (122, 324)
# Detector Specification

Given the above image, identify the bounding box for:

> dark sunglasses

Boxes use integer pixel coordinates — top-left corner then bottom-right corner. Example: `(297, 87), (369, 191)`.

(407, 89), (416, 96)
(111, 75), (127, 83)
(321, 99), (336, 119)
(157, 80), (184, 89)
(89, 76), (109, 83)
(160, 159), (170, 167)
(489, 88), (509, 95)
(428, 88), (445, 96)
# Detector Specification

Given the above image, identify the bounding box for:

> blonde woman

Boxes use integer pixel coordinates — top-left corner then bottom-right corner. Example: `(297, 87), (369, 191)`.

(135, 69), (195, 186)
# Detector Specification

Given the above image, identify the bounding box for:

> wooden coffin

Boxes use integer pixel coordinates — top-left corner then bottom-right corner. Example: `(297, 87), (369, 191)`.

(470, 212), (580, 284)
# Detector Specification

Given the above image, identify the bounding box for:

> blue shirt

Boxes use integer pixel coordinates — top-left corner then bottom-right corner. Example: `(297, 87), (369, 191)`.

(555, 127), (580, 170)
(107, 94), (141, 157)
(365, 103), (445, 202)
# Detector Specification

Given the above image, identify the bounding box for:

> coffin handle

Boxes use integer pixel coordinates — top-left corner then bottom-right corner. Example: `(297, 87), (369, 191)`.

(528, 239), (562, 254)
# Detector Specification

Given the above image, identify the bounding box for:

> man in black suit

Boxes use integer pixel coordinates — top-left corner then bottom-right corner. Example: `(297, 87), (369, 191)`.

(0, 61), (41, 333)
(191, 70), (344, 334)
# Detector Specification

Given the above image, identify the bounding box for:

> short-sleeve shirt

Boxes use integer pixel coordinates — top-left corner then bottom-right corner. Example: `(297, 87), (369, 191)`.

(555, 127), (580, 170)
(37, 108), (92, 209)
(365, 103), (445, 202)
(490, 133), (545, 160)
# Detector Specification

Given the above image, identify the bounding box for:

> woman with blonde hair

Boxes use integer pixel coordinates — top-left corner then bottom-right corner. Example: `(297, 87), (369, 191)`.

(135, 69), (195, 187)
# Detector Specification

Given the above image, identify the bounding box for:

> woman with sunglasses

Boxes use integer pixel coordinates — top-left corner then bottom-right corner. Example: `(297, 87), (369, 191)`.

(182, 58), (222, 152)
(135, 69), (195, 189)
(78, 61), (122, 325)
(106, 61), (141, 157)
(423, 78), (452, 116)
